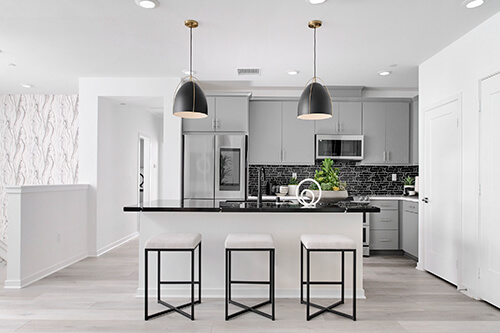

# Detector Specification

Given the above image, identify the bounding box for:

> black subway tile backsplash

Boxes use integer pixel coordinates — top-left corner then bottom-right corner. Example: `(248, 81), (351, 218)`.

(249, 161), (418, 196)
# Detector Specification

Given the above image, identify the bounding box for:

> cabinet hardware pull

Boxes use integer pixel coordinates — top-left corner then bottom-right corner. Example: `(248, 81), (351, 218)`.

(379, 239), (391, 242)
(383, 151), (386, 162)
(387, 151), (390, 161)
(422, 197), (429, 203)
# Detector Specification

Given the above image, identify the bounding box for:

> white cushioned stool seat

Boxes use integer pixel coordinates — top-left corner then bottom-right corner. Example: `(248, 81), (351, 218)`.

(301, 234), (355, 250)
(145, 233), (201, 249)
(225, 233), (275, 249)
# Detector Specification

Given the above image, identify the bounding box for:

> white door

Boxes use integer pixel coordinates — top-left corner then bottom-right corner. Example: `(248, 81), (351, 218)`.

(423, 97), (461, 286)
(479, 73), (500, 308)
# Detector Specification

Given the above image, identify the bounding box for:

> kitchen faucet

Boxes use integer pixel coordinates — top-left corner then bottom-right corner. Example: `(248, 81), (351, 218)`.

(257, 167), (266, 206)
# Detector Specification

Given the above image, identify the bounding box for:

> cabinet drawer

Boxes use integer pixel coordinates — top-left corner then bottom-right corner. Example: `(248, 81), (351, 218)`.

(370, 200), (398, 210)
(370, 211), (399, 230)
(403, 201), (419, 214)
(370, 230), (399, 250)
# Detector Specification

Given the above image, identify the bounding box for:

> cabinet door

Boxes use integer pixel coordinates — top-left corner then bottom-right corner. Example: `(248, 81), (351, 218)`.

(362, 102), (386, 164)
(315, 102), (339, 134)
(249, 101), (282, 164)
(411, 100), (419, 165)
(282, 101), (315, 165)
(182, 97), (216, 132)
(402, 211), (418, 257)
(338, 102), (362, 134)
(385, 102), (410, 164)
(215, 96), (249, 132)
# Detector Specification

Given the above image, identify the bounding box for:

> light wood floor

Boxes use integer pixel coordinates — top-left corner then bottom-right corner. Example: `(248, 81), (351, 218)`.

(1, 239), (499, 332)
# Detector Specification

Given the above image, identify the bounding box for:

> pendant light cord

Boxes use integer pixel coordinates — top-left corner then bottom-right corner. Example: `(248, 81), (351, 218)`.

(189, 26), (193, 81)
(313, 27), (317, 82)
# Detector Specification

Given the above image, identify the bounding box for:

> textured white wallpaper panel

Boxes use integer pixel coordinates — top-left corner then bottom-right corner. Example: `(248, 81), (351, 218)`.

(0, 95), (79, 242)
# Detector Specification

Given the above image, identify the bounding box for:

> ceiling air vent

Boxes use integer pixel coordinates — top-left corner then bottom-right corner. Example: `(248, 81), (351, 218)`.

(237, 68), (261, 76)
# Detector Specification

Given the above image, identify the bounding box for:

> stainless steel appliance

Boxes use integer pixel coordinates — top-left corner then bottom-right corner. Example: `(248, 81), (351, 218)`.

(183, 134), (247, 204)
(316, 135), (364, 160)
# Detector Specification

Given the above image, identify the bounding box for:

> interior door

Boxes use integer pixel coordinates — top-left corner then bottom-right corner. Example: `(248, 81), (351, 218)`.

(423, 97), (461, 286)
(479, 73), (500, 308)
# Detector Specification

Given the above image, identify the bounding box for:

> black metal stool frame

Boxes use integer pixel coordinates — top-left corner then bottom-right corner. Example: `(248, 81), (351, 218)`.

(300, 242), (356, 321)
(225, 248), (275, 321)
(145, 242), (201, 321)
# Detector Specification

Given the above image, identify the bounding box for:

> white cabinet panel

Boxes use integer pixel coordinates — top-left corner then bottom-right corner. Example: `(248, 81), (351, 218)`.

(282, 101), (315, 164)
(249, 101), (281, 164)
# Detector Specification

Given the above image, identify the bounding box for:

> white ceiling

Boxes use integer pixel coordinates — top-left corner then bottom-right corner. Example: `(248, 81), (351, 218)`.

(1, 0), (500, 95)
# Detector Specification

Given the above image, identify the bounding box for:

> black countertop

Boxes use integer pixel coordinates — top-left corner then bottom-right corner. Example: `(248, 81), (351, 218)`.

(123, 199), (380, 213)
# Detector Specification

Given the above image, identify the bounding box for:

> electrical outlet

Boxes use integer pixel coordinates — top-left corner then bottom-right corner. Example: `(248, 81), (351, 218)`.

(392, 174), (397, 181)
(292, 172), (297, 179)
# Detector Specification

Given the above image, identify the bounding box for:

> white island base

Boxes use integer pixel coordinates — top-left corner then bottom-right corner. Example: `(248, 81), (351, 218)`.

(137, 211), (364, 299)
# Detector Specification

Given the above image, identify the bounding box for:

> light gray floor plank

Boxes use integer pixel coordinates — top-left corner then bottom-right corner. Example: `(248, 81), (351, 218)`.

(0, 239), (499, 332)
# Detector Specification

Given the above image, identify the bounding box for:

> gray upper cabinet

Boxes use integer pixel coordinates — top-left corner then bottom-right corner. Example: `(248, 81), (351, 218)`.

(315, 102), (362, 135)
(183, 96), (249, 132)
(249, 101), (282, 164)
(410, 98), (419, 165)
(282, 101), (315, 164)
(249, 100), (315, 165)
(362, 102), (410, 165)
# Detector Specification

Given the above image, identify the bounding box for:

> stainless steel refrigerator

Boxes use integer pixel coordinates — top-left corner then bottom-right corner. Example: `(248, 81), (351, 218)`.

(183, 134), (247, 206)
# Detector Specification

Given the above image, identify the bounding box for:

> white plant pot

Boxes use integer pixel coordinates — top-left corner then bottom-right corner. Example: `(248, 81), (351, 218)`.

(307, 190), (348, 203)
(288, 185), (299, 197)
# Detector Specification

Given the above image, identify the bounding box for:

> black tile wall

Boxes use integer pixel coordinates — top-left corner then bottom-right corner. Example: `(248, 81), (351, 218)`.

(249, 161), (418, 196)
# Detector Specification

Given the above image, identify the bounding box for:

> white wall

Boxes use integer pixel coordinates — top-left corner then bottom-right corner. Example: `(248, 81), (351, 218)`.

(5, 185), (88, 288)
(79, 78), (180, 256)
(419, 11), (500, 298)
(96, 98), (162, 254)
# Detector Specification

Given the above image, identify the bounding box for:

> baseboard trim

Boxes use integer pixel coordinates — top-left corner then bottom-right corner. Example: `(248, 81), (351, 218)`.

(0, 239), (7, 262)
(4, 251), (87, 289)
(136, 287), (366, 299)
(95, 232), (138, 257)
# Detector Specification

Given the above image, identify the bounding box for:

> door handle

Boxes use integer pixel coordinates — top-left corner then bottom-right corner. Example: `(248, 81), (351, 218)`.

(338, 123), (342, 133)
(383, 151), (386, 162)
(387, 151), (390, 161)
(422, 197), (429, 203)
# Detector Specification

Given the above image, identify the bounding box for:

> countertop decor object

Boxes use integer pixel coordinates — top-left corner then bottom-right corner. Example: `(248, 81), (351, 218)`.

(297, 20), (333, 120)
(288, 176), (299, 196)
(308, 158), (348, 202)
(173, 19), (208, 119)
(297, 178), (322, 208)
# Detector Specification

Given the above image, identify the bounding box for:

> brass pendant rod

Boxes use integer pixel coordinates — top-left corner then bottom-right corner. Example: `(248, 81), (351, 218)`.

(313, 27), (317, 81)
(189, 26), (193, 81)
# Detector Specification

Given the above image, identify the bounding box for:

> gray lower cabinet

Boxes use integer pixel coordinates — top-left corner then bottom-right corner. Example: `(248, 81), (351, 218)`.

(402, 201), (419, 258)
(362, 102), (410, 165)
(370, 200), (399, 250)
(315, 102), (362, 135)
(183, 96), (249, 132)
(249, 100), (314, 165)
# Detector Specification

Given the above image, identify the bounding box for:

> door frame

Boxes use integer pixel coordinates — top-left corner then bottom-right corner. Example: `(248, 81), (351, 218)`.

(137, 133), (151, 205)
(419, 93), (463, 289)
(478, 71), (500, 304)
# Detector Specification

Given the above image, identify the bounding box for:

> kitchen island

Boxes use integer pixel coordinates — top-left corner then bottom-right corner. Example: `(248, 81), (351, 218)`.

(124, 200), (379, 299)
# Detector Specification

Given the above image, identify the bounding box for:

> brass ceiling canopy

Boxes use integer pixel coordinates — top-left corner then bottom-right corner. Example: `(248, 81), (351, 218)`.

(184, 19), (199, 29)
(308, 20), (322, 29)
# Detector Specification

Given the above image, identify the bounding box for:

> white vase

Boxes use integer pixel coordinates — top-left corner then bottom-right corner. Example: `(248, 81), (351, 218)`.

(288, 185), (299, 196)
(307, 190), (348, 202)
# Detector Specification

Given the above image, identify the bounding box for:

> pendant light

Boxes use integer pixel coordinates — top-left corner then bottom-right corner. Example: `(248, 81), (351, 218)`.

(173, 19), (208, 119)
(297, 20), (333, 120)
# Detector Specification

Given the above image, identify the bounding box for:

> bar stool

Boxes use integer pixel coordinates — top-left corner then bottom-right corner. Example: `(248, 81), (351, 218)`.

(144, 232), (201, 321)
(225, 233), (275, 321)
(300, 234), (356, 321)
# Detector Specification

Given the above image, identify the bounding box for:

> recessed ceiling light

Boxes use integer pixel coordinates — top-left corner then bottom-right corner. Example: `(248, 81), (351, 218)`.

(378, 70), (391, 76)
(135, 0), (159, 9)
(309, 0), (326, 4)
(183, 69), (196, 75)
(287, 70), (300, 76)
(20, 83), (33, 88)
(463, 0), (484, 9)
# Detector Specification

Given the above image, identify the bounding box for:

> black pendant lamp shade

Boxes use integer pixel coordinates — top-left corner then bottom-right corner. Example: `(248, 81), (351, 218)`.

(298, 82), (332, 120)
(297, 20), (333, 120)
(173, 81), (208, 119)
(173, 19), (208, 119)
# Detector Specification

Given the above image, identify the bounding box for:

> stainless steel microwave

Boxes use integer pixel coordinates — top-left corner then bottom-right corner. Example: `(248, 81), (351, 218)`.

(316, 135), (364, 160)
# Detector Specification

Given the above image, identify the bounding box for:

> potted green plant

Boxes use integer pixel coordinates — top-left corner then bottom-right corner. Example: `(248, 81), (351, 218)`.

(403, 176), (415, 195)
(288, 176), (299, 197)
(308, 158), (348, 202)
